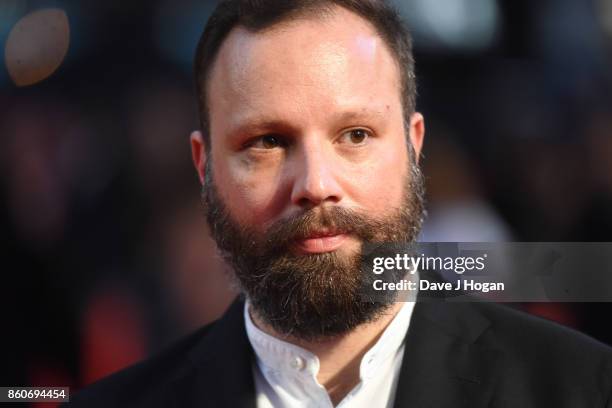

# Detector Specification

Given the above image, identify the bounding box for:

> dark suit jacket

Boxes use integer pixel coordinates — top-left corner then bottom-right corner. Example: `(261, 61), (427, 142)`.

(67, 294), (612, 407)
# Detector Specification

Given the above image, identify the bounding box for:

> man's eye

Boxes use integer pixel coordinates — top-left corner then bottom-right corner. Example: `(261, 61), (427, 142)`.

(340, 128), (371, 145)
(250, 134), (284, 149)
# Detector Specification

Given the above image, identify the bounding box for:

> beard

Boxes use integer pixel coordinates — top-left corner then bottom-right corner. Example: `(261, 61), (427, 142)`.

(202, 146), (426, 341)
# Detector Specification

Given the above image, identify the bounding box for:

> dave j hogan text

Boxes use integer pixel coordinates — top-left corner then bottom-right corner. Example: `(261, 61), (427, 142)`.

(372, 279), (505, 293)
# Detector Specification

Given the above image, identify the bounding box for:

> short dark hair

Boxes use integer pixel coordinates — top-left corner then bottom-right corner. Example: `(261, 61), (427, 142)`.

(194, 0), (416, 151)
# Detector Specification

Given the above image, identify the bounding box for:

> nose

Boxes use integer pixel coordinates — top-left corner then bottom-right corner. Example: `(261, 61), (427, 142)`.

(290, 141), (344, 209)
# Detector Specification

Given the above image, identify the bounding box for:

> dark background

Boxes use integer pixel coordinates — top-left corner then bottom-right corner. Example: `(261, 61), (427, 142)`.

(2, 0), (612, 404)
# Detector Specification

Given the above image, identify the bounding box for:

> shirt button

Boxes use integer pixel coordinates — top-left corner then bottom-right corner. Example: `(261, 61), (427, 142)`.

(290, 356), (305, 370)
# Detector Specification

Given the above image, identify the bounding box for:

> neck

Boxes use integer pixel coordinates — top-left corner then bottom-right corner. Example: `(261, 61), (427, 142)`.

(249, 302), (403, 405)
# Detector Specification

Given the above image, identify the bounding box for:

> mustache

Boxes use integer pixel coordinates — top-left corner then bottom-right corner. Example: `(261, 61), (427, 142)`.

(263, 206), (383, 250)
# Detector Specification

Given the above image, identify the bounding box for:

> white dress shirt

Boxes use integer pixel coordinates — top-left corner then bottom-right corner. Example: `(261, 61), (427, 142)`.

(244, 300), (415, 408)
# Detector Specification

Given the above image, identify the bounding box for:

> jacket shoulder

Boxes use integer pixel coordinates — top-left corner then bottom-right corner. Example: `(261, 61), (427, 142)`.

(473, 302), (612, 405)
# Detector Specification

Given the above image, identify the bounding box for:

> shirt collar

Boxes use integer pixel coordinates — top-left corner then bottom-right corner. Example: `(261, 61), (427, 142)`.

(244, 299), (415, 382)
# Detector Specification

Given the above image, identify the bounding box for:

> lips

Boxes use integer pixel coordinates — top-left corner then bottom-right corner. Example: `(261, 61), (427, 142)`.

(293, 231), (348, 253)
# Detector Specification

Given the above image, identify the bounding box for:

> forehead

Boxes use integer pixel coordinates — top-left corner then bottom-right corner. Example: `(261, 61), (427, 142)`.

(207, 6), (402, 132)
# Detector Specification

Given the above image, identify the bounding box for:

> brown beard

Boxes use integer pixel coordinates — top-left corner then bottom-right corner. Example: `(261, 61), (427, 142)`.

(201, 146), (425, 341)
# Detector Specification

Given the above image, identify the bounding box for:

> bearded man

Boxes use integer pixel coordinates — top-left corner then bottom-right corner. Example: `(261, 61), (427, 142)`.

(69, 1), (612, 407)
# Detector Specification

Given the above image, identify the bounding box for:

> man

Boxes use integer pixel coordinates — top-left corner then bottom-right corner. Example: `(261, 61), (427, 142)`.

(69, 0), (612, 407)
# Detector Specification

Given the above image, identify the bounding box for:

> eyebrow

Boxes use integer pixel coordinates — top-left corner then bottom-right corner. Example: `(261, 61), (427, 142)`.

(229, 118), (297, 139)
(335, 109), (387, 122)
(229, 108), (388, 137)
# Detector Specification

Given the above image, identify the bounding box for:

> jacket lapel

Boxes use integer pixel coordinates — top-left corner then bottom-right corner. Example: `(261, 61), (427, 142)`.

(393, 295), (500, 408)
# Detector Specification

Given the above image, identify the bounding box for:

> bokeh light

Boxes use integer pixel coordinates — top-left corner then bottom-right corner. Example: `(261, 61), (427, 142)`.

(393, 0), (500, 52)
(4, 7), (69, 86)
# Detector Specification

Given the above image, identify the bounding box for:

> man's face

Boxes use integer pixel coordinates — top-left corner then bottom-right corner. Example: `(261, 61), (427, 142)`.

(192, 6), (425, 340)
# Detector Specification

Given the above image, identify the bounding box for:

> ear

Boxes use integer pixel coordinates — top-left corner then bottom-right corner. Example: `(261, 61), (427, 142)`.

(190, 130), (207, 184)
(408, 112), (425, 164)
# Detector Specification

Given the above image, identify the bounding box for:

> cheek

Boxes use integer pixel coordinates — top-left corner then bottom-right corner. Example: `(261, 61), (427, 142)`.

(213, 155), (286, 226)
(345, 142), (408, 212)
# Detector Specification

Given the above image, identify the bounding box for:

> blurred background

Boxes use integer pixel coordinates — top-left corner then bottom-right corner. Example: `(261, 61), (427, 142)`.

(1, 0), (612, 404)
